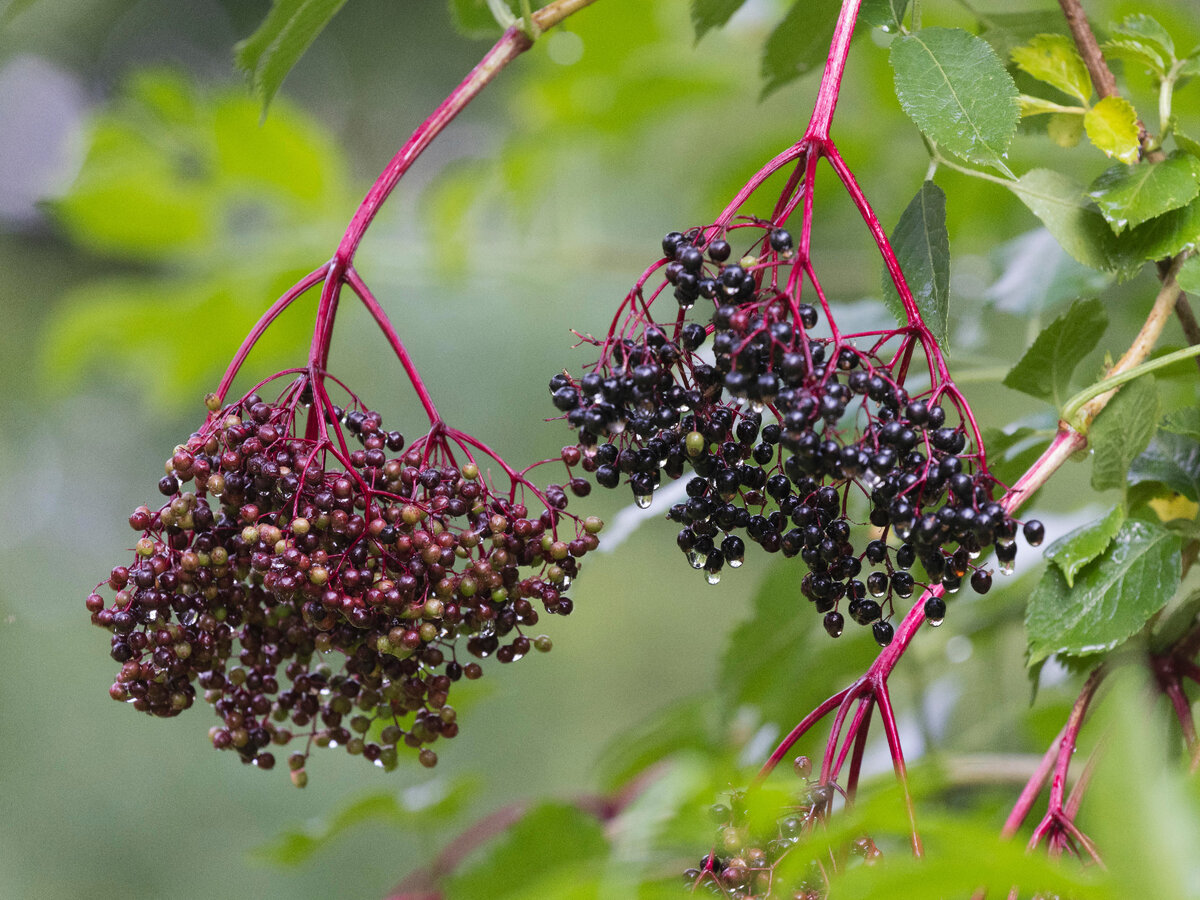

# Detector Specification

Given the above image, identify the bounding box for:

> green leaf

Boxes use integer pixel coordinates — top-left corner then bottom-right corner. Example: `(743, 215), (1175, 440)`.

(1045, 505), (1126, 587)
(860, 0), (908, 32)
(1048, 111), (1085, 148)
(253, 780), (472, 865)
(720, 560), (878, 730)
(1008, 168), (1116, 271)
(443, 803), (608, 900)
(1175, 131), (1200, 160)
(690, 0), (749, 39)
(1111, 13), (1175, 65)
(1002, 296), (1108, 406)
(1129, 432), (1200, 501)
(1177, 255), (1200, 294)
(448, 0), (506, 37)
(760, 0), (841, 97)
(1084, 95), (1141, 165)
(977, 10), (1071, 63)
(234, 0), (349, 112)
(1089, 375), (1160, 491)
(1108, 197), (1200, 276)
(984, 227), (1113, 316)
(0, 0), (40, 22)
(1088, 154), (1200, 233)
(1026, 518), (1183, 664)
(1102, 38), (1168, 78)
(890, 28), (1020, 173)
(1010, 34), (1092, 104)
(881, 181), (950, 348)
(1162, 407), (1200, 442)
(593, 696), (718, 791)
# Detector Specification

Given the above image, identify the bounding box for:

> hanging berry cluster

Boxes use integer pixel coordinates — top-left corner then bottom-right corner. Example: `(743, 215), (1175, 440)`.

(88, 370), (596, 781)
(550, 219), (1043, 647)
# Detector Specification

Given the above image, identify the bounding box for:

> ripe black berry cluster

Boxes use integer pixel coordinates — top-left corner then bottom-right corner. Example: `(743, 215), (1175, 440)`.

(88, 380), (600, 781)
(684, 758), (880, 898)
(551, 224), (1042, 645)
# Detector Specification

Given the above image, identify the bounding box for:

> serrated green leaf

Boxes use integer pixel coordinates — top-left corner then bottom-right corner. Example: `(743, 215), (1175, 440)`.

(1048, 111), (1085, 148)
(720, 560), (878, 729)
(1088, 154), (1200, 233)
(1026, 518), (1182, 664)
(1045, 504), (1126, 588)
(1108, 197), (1200, 276)
(1177, 255), (1200, 294)
(1163, 407), (1200, 441)
(234, 0), (349, 112)
(760, 0), (841, 97)
(690, 0), (748, 39)
(1003, 296), (1108, 406)
(1111, 13), (1175, 65)
(890, 28), (1019, 173)
(1009, 168), (1116, 270)
(1176, 131), (1200, 160)
(1011, 34), (1092, 104)
(881, 181), (950, 349)
(860, 0), (908, 32)
(443, 803), (608, 900)
(447, 0), (506, 37)
(253, 780), (472, 866)
(1090, 376), (1160, 491)
(1101, 38), (1168, 77)
(1130, 432), (1200, 501)
(1084, 95), (1141, 165)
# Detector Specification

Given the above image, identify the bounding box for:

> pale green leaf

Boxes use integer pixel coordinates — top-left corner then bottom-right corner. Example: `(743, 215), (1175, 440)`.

(1011, 33), (1092, 104)
(1045, 504), (1126, 588)
(760, 0), (841, 97)
(860, 0), (908, 32)
(1179, 255), (1200, 294)
(234, 0), (349, 112)
(1111, 13), (1175, 65)
(691, 0), (749, 39)
(1019, 94), (1075, 117)
(1088, 154), (1200, 233)
(1101, 38), (1168, 77)
(977, 10), (1071, 63)
(1089, 376), (1160, 491)
(891, 28), (1020, 173)
(1002, 296), (1107, 406)
(1048, 111), (1085, 147)
(1130, 432), (1200, 501)
(1084, 95), (1141, 165)
(1009, 168), (1116, 270)
(1026, 518), (1183, 664)
(881, 180), (950, 349)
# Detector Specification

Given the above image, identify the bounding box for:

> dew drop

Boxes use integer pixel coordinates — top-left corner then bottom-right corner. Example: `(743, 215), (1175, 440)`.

(705, 570), (721, 585)
(946, 581), (961, 595)
(728, 558), (744, 569)
(687, 549), (705, 569)
(968, 548), (981, 560)
(635, 494), (653, 509)
(928, 617), (944, 628)
(1001, 559), (1015, 576)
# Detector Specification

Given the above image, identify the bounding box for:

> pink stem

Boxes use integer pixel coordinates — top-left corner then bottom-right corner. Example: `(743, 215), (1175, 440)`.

(803, 0), (863, 143)
(1002, 725), (1066, 838)
(756, 685), (853, 781)
(876, 681), (922, 857)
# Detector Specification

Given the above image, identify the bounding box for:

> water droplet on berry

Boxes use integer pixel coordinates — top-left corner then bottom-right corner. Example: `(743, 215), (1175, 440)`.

(928, 617), (944, 627)
(1000, 559), (1015, 576)
(705, 570), (721, 585)
(728, 557), (743, 569)
(687, 549), (705, 569)
(635, 494), (653, 509)
(968, 548), (981, 560)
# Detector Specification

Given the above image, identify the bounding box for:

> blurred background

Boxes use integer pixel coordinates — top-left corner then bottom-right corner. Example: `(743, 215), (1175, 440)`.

(1, 0), (1197, 897)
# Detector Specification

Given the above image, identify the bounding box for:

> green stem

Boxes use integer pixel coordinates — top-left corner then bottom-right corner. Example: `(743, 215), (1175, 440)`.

(1063, 342), (1200, 430)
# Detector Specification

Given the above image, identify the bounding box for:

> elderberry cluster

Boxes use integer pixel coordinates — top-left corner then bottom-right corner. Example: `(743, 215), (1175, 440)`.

(89, 386), (599, 781)
(685, 758), (880, 898)
(551, 225), (1042, 645)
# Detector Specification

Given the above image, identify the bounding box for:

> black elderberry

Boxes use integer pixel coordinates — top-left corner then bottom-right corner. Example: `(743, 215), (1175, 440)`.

(707, 238), (732, 262)
(1023, 520), (1045, 546)
(970, 569), (993, 594)
(769, 228), (793, 253)
(872, 620), (895, 647)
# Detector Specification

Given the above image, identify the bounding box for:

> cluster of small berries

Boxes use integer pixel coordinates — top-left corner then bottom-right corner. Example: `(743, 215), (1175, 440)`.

(89, 383), (599, 781)
(551, 225), (1042, 645)
(684, 758), (879, 898)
